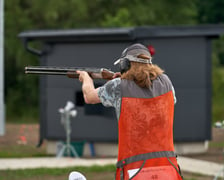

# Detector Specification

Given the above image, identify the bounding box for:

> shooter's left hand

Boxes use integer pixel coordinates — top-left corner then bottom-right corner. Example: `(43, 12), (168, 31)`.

(76, 71), (91, 83)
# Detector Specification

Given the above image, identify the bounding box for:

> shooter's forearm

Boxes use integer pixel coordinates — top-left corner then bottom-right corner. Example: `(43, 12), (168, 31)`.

(78, 71), (101, 104)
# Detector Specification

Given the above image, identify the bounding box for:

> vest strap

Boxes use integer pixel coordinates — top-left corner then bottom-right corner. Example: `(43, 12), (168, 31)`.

(116, 151), (176, 168)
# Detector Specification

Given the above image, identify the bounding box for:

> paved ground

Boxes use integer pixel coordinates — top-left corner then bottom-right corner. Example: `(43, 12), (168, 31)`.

(0, 156), (223, 178)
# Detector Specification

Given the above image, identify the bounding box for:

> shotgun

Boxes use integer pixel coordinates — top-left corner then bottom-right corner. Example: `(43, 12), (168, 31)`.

(25, 66), (115, 80)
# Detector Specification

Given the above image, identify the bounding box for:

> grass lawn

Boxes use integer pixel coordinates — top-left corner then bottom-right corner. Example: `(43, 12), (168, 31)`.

(0, 165), (116, 180)
(0, 145), (48, 158)
(0, 165), (216, 180)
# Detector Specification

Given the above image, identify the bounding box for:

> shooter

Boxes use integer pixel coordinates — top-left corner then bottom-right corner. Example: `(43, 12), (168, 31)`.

(77, 43), (183, 180)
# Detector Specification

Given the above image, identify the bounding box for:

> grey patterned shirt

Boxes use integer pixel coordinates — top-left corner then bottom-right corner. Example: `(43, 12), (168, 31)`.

(98, 77), (176, 121)
(98, 78), (121, 120)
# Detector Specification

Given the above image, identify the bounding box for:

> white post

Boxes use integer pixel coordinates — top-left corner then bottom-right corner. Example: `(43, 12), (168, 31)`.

(0, 0), (5, 136)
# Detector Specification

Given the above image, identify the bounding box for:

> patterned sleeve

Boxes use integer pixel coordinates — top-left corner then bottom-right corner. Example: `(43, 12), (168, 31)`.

(162, 73), (177, 104)
(98, 78), (121, 108)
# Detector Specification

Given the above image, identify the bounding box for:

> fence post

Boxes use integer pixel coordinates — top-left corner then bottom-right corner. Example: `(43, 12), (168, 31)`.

(0, 0), (5, 136)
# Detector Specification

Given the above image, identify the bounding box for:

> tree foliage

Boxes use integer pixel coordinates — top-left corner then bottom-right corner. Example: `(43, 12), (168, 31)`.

(196, 0), (224, 24)
(196, 0), (224, 121)
(4, 0), (224, 121)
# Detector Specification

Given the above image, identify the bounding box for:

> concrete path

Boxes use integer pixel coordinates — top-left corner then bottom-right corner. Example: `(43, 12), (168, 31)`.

(0, 157), (117, 170)
(0, 156), (223, 178)
(178, 156), (224, 178)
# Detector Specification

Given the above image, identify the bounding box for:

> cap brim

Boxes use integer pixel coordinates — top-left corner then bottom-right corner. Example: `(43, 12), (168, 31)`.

(113, 59), (121, 65)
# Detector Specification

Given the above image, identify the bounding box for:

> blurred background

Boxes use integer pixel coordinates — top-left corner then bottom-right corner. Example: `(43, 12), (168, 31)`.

(0, 0), (224, 179)
(2, 0), (224, 124)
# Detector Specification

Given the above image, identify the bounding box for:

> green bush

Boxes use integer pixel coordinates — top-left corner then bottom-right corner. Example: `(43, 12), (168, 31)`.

(212, 38), (224, 123)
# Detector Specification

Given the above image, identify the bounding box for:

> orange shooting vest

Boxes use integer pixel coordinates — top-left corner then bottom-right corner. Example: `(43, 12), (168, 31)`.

(115, 77), (182, 180)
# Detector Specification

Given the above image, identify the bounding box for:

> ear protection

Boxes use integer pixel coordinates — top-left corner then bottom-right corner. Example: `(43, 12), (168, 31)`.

(119, 58), (131, 74)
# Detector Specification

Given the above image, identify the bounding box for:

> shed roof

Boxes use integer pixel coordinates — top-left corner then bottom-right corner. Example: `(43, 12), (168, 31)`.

(18, 24), (224, 43)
